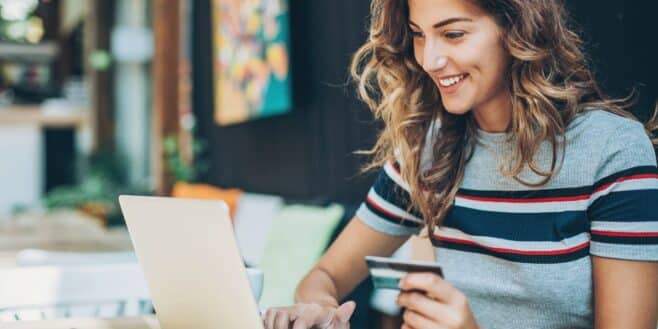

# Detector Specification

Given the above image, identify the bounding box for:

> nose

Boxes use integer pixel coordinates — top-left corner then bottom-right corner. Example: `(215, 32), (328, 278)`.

(421, 39), (448, 73)
(423, 55), (448, 73)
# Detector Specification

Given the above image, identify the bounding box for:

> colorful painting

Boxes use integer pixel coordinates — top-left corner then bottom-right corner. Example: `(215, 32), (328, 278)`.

(212, 0), (291, 126)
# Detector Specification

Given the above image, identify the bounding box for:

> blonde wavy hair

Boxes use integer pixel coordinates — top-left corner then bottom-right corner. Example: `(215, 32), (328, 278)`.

(351, 0), (658, 232)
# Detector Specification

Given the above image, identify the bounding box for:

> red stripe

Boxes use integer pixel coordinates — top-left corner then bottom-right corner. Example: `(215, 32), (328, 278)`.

(366, 196), (406, 222)
(434, 235), (590, 256)
(593, 174), (658, 194)
(456, 175), (658, 204)
(389, 161), (401, 174)
(591, 230), (658, 238)
(456, 194), (589, 203)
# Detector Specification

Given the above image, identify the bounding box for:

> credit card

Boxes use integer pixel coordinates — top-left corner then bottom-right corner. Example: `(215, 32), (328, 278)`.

(365, 255), (444, 290)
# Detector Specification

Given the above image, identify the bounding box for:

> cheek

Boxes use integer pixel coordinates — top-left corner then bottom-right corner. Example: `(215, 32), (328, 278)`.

(469, 38), (509, 86)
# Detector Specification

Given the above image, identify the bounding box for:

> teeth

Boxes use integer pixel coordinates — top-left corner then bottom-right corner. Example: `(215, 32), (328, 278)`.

(439, 74), (466, 87)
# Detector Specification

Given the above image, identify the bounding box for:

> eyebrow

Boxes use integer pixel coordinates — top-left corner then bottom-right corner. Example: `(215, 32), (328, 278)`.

(408, 17), (473, 29)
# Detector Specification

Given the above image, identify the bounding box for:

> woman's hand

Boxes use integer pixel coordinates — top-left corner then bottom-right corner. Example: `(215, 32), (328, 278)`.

(262, 301), (356, 329)
(397, 273), (480, 329)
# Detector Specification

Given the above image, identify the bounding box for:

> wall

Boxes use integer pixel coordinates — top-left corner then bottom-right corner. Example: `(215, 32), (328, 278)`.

(568, 1), (657, 120)
(193, 0), (378, 203)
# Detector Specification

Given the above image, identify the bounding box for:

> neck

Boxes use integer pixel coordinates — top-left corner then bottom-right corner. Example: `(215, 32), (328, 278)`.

(472, 93), (512, 133)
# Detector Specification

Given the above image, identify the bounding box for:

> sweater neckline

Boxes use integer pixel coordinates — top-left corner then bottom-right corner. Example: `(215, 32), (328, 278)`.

(474, 111), (593, 147)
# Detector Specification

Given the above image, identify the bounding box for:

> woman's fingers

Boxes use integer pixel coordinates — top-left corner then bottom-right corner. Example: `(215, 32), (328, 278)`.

(274, 311), (290, 329)
(263, 306), (300, 329)
(399, 272), (459, 303)
(397, 291), (452, 323)
(290, 304), (328, 329)
(290, 301), (356, 329)
(402, 308), (445, 329)
(335, 301), (356, 323)
(263, 308), (277, 328)
(397, 274), (478, 329)
(264, 302), (356, 329)
(333, 301), (356, 329)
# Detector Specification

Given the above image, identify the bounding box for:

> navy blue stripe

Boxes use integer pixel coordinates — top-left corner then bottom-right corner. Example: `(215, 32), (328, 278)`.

(456, 166), (658, 200)
(432, 239), (590, 264)
(443, 206), (589, 242)
(457, 186), (592, 199)
(373, 168), (411, 207)
(372, 169), (423, 218)
(591, 235), (658, 245)
(593, 165), (658, 190)
(364, 199), (422, 228)
(589, 190), (658, 222)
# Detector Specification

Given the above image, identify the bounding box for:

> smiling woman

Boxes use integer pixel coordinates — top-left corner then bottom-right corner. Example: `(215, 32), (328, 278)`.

(261, 0), (658, 328)
(351, 0), (656, 238)
(407, 1), (511, 127)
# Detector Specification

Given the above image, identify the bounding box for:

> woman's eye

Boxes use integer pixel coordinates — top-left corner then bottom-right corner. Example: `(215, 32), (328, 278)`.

(410, 30), (424, 38)
(444, 31), (465, 39)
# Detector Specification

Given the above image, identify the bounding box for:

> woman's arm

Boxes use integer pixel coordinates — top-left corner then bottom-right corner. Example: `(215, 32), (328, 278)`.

(295, 216), (409, 305)
(593, 256), (658, 329)
(264, 217), (409, 328)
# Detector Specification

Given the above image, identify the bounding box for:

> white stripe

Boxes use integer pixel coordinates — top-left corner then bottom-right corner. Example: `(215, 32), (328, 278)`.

(433, 226), (591, 252)
(590, 178), (658, 204)
(368, 189), (423, 224)
(454, 178), (658, 212)
(591, 221), (658, 233)
(384, 162), (411, 192)
(357, 206), (422, 236)
(455, 196), (588, 213)
(371, 268), (407, 279)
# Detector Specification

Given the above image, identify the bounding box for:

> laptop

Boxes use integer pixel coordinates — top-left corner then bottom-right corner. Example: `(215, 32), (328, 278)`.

(118, 195), (264, 329)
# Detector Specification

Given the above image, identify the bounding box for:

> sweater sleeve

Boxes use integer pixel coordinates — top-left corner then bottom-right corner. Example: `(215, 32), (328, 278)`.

(356, 161), (424, 236)
(588, 119), (658, 261)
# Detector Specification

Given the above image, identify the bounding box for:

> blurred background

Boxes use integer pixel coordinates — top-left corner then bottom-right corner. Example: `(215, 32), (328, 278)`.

(0, 0), (655, 327)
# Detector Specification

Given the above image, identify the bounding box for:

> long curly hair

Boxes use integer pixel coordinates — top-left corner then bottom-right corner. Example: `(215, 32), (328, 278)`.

(351, 0), (658, 232)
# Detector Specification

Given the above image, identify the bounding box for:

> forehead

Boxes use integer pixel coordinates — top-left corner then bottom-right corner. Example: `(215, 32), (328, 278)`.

(407, 0), (486, 26)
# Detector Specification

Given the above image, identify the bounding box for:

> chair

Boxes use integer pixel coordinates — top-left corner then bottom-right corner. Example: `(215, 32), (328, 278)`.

(258, 204), (344, 308)
(171, 182), (242, 218)
(0, 263), (152, 321)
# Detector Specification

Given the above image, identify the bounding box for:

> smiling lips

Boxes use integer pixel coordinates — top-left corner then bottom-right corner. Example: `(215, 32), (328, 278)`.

(437, 73), (469, 93)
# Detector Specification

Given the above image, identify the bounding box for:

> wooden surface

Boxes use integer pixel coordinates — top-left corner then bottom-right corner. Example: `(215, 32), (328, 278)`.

(0, 106), (87, 127)
(84, 0), (114, 150)
(1, 316), (160, 329)
(152, 0), (181, 195)
(0, 209), (133, 254)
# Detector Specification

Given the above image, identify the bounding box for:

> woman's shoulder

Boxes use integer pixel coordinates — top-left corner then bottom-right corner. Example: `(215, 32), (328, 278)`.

(570, 109), (656, 173)
(568, 109), (647, 142)
(570, 109), (642, 130)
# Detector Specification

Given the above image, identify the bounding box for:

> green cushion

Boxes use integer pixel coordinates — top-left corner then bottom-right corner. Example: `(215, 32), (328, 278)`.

(258, 204), (344, 308)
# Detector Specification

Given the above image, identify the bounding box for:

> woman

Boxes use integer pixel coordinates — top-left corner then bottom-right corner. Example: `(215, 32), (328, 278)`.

(263, 0), (658, 328)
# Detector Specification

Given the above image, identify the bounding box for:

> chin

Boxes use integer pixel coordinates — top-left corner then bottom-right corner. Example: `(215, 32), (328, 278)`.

(442, 102), (472, 115)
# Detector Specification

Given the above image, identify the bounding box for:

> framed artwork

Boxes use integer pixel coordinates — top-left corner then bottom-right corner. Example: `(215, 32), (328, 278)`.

(211, 0), (291, 126)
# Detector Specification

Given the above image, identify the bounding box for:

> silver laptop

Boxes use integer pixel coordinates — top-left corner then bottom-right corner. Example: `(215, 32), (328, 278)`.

(118, 195), (264, 329)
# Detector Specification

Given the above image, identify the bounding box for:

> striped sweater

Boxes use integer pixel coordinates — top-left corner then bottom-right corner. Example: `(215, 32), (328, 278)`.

(356, 110), (658, 328)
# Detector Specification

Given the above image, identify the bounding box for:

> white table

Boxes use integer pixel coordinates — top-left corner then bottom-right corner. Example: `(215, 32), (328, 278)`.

(1, 316), (160, 329)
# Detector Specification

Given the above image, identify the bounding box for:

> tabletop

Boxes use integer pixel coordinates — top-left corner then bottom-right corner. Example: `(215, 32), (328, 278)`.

(1, 316), (160, 329)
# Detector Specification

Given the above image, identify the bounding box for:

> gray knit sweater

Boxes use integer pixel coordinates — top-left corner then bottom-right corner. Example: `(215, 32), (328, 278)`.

(357, 110), (658, 328)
